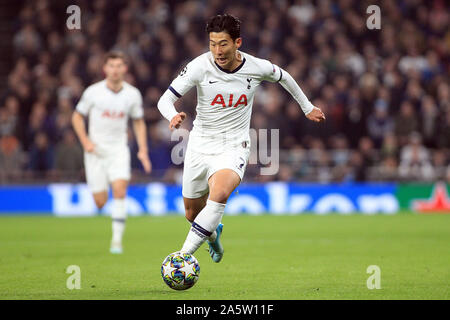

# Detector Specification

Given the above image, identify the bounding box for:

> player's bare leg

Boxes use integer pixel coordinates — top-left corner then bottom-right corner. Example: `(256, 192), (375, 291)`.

(92, 191), (108, 209)
(207, 169), (241, 204)
(184, 193), (208, 223)
(110, 179), (128, 254)
(181, 169), (240, 262)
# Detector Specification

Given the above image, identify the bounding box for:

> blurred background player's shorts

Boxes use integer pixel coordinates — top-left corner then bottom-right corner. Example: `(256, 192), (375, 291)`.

(84, 146), (131, 193)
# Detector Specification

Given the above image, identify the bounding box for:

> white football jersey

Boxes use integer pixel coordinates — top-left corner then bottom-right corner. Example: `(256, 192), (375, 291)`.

(169, 51), (282, 154)
(75, 80), (143, 152)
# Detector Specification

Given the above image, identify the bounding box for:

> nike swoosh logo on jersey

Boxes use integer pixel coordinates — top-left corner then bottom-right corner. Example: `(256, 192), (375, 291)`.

(209, 80), (219, 84)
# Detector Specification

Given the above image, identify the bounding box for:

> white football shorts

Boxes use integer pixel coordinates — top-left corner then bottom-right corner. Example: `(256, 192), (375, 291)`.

(182, 141), (251, 199)
(84, 146), (131, 193)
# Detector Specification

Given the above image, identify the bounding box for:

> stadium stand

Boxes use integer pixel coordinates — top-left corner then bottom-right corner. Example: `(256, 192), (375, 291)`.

(0, 0), (449, 184)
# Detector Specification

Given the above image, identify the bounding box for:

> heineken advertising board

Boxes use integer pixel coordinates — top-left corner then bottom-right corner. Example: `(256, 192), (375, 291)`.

(0, 183), (449, 216)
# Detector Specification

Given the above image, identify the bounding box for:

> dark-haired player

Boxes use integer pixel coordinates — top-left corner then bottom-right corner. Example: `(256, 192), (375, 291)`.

(157, 14), (325, 262)
(72, 51), (151, 254)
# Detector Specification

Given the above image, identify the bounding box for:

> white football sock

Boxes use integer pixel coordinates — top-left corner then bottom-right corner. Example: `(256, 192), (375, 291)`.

(111, 198), (127, 245)
(187, 218), (218, 242)
(181, 200), (225, 254)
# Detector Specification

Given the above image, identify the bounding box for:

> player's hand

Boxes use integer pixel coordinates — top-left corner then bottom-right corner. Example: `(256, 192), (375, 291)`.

(306, 107), (326, 123)
(137, 149), (152, 173)
(82, 138), (95, 153)
(169, 112), (186, 130)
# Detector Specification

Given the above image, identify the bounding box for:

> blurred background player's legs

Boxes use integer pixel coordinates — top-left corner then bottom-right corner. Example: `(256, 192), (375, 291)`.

(85, 152), (122, 252)
(110, 179), (128, 254)
(181, 169), (240, 259)
(92, 191), (108, 209)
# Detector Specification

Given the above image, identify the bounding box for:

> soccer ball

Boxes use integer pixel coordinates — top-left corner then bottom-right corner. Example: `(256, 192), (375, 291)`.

(161, 251), (200, 290)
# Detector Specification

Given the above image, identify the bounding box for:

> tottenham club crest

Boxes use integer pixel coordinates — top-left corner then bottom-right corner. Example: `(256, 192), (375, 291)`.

(179, 66), (187, 76)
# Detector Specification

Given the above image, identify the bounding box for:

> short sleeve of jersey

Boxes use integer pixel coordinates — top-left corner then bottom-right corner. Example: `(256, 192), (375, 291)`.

(168, 58), (202, 98)
(260, 59), (283, 83)
(75, 87), (94, 115)
(130, 88), (144, 119)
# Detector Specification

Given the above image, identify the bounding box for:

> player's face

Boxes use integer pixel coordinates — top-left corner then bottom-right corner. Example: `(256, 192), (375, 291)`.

(103, 58), (127, 82)
(209, 32), (242, 70)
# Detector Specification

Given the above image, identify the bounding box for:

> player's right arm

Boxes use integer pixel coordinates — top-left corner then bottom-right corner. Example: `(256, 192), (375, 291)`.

(157, 90), (186, 130)
(72, 87), (95, 152)
(157, 58), (202, 130)
(72, 111), (95, 153)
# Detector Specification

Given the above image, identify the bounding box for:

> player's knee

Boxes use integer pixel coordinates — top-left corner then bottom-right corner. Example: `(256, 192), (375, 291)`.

(209, 190), (230, 204)
(112, 188), (127, 199)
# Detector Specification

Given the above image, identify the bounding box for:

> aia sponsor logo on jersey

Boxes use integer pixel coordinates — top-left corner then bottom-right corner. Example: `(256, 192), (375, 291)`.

(102, 110), (125, 118)
(211, 94), (248, 108)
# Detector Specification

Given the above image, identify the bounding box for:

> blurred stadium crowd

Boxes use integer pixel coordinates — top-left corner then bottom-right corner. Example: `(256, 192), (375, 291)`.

(0, 0), (449, 184)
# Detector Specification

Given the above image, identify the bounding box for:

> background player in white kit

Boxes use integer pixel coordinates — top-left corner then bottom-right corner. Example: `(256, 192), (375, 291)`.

(158, 14), (325, 262)
(72, 51), (151, 254)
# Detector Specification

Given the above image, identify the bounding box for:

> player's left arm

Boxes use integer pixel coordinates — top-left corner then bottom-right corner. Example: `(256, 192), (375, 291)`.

(279, 69), (325, 122)
(132, 118), (152, 173)
(263, 62), (325, 122)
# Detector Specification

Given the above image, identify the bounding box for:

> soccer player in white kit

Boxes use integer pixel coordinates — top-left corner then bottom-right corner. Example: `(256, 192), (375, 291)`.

(72, 51), (151, 254)
(157, 14), (325, 262)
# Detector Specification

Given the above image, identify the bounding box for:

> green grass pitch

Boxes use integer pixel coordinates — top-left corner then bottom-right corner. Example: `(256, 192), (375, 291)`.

(0, 213), (448, 300)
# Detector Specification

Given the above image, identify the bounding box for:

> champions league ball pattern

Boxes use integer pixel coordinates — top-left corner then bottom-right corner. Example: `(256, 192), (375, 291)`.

(161, 252), (200, 290)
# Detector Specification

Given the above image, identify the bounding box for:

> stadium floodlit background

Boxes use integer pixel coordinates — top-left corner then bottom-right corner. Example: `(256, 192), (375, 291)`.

(0, 0), (449, 300)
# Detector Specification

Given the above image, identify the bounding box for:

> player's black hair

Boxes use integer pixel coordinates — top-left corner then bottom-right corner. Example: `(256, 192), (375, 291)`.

(104, 50), (128, 65)
(206, 14), (241, 41)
